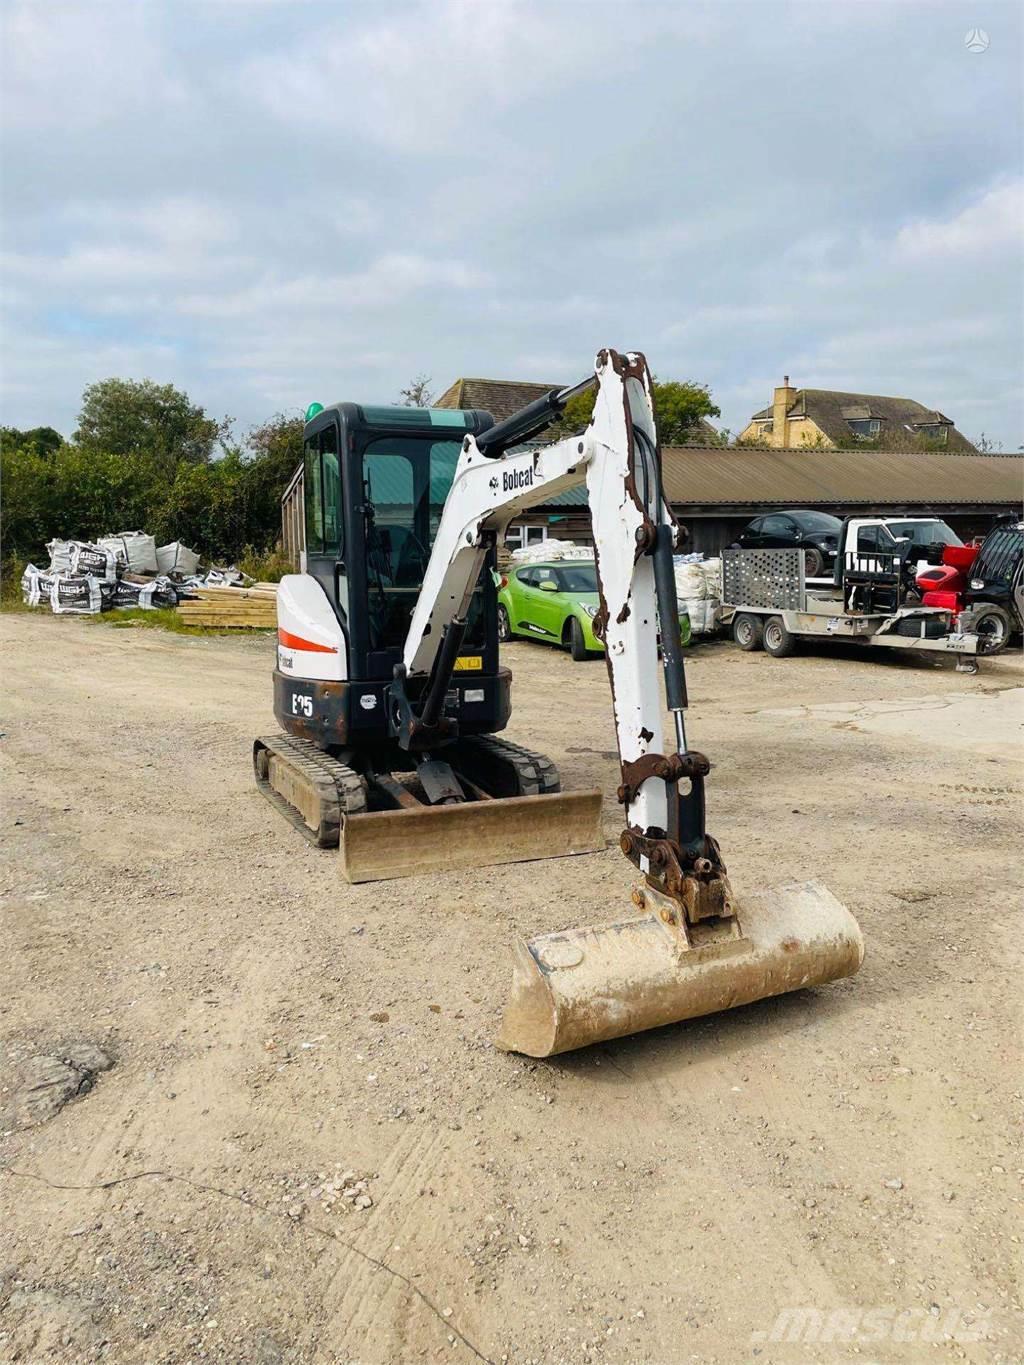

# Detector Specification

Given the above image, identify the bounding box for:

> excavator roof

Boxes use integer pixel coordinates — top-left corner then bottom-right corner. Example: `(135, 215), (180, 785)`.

(307, 401), (494, 438)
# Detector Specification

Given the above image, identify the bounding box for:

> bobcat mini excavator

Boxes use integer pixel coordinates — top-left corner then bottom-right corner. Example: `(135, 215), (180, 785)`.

(255, 349), (863, 1056)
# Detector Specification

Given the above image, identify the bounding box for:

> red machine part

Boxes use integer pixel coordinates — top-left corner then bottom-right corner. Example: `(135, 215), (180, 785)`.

(921, 589), (963, 611)
(942, 544), (981, 571)
(917, 564), (963, 594)
(916, 543), (980, 614)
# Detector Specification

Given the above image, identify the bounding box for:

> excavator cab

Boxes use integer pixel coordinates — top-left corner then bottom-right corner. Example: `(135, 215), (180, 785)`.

(291, 402), (507, 743)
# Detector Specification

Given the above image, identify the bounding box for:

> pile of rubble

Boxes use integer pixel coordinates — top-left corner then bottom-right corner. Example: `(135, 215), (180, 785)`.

(21, 530), (250, 616)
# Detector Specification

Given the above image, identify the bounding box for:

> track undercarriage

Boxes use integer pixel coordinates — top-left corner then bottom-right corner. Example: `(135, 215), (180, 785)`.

(253, 731), (604, 880)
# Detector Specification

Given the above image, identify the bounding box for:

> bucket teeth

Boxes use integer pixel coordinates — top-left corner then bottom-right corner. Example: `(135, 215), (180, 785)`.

(497, 880), (864, 1057)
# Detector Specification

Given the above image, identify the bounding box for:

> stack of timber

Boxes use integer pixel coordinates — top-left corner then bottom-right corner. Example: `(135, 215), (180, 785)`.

(177, 584), (278, 629)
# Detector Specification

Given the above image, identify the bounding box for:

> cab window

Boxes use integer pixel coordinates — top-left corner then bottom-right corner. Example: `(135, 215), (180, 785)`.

(305, 423), (343, 557)
(321, 424), (342, 554)
(304, 436), (324, 554)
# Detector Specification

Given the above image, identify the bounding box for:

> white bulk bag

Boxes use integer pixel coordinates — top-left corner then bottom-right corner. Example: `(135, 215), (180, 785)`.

(510, 538), (590, 564)
(50, 575), (105, 615)
(674, 562), (708, 601)
(99, 531), (158, 574)
(21, 564), (54, 606)
(68, 541), (118, 582)
(156, 541), (200, 577)
(46, 539), (73, 573)
(701, 557), (723, 599)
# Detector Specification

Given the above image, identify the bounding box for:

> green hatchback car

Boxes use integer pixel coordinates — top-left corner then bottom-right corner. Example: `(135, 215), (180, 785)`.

(498, 559), (691, 661)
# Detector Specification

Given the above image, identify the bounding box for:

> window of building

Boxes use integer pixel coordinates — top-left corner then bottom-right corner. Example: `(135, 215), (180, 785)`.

(910, 423), (949, 445)
(505, 523), (549, 551)
(847, 419), (881, 439)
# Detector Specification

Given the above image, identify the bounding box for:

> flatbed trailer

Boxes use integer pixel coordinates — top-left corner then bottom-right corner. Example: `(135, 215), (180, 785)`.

(722, 548), (982, 672)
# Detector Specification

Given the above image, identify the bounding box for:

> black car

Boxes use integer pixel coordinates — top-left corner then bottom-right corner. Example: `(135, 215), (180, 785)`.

(961, 520), (1023, 653)
(736, 509), (842, 576)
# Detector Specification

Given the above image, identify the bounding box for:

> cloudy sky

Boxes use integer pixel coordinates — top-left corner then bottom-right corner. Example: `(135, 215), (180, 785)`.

(2, 0), (1022, 448)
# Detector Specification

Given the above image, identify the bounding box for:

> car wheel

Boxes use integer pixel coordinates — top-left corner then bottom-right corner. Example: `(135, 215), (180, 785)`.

(970, 602), (1012, 655)
(763, 614), (798, 658)
(567, 617), (589, 661)
(803, 547), (824, 577)
(732, 612), (764, 651)
(497, 604), (511, 642)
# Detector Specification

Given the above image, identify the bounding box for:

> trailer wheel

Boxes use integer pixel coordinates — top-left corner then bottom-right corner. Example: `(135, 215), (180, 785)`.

(763, 615), (798, 658)
(732, 613), (764, 651)
(970, 603), (1012, 655)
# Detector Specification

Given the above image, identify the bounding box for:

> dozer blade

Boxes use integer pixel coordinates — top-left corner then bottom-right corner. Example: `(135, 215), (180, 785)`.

(497, 880), (864, 1057)
(339, 791), (604, 883)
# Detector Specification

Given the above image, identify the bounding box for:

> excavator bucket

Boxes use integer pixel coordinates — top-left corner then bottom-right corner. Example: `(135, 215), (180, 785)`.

(497, 880), (863, 1057)
(340, 791), (605, 883)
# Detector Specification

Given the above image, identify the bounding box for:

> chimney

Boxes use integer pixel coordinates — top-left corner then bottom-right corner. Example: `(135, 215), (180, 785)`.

(772, 375), (795, 447)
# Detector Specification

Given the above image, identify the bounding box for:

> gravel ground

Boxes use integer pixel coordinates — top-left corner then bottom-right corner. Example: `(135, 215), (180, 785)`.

(1, 611), (1022, 1364)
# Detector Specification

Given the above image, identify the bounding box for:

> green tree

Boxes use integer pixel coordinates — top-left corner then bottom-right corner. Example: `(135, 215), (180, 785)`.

(74, 378), (231, 469)
(547, 378), (720, 444)
(0, 425), (64, 458)
(240, 413), (305, 550)
(399, 374), (434, 407)
(0, 435), (162, 561)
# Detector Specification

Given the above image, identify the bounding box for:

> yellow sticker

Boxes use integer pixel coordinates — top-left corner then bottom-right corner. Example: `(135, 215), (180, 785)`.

(453, 656), (483, 671)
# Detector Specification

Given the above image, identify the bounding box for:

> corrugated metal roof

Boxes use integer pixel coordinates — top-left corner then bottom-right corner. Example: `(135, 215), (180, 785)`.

(659, 445), (1022, 507)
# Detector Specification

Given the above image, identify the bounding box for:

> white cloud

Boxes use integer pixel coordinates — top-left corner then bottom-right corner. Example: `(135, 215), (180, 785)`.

(1, 2), (187, 128)
(1, 2), (1021, 446)
(893, 181), (1024, 260)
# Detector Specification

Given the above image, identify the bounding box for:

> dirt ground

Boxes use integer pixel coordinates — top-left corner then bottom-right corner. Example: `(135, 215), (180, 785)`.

(1, 612), (1022, 1364)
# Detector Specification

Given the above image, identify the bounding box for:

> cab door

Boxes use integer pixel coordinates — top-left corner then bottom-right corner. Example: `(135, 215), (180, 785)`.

(303, 417), (348, 628)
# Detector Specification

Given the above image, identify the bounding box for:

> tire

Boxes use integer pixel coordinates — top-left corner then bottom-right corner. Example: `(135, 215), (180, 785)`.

(762, 614), (798, 658)
(969, 602), (1013, 655)
(567, 616), (589, 661)
(732, 612), (764, 652)
(497, 604), (512, 643)
(803, 547), (824, 577)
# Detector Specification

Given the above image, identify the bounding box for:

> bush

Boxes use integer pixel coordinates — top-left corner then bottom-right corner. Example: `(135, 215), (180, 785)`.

(1, 408), (304, 568)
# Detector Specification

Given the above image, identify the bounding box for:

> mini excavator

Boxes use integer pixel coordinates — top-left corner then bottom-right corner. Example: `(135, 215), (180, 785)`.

(255, 349), (863, 1056)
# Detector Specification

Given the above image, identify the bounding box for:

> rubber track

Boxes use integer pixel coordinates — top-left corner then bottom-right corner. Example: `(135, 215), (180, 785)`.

(253, 733), (367, 848)
(454, 734), (561, 796)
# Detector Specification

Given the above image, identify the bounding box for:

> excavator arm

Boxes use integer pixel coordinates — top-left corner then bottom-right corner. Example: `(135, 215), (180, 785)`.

(395, 348), (729, 925)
